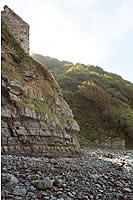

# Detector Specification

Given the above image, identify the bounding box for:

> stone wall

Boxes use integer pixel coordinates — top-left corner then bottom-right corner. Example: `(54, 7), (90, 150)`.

(1, 5), (29, 53)
(95, 138), (125, 149)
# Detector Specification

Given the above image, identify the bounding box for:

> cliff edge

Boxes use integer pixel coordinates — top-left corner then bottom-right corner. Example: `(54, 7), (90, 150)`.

(1, 20), (80, 157)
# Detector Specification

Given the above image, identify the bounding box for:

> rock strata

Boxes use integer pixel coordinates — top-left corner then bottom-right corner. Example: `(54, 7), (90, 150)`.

(1, 72), (80, 157)
(1, 148), (133, 199)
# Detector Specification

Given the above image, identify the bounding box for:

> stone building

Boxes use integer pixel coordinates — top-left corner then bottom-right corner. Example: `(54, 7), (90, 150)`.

(1, 5), (30, 53)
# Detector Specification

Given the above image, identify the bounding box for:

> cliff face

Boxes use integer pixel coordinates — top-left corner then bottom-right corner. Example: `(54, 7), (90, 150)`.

(1, 21), (80, 157)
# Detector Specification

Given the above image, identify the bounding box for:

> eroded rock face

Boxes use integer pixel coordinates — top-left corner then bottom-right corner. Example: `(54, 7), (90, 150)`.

(1, 14), (80, 157)
(1, 72), (80, 157)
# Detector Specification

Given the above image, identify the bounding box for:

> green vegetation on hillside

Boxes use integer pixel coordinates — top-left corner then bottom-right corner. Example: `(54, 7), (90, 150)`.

(32, 53), (72, 75)
(32, 53), (133, 148)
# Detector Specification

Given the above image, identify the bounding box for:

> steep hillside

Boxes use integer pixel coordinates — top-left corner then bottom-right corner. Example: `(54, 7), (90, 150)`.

(1, 21), (80, 157)
(32, 53), (72, 75)
(32, 54), (133, 148)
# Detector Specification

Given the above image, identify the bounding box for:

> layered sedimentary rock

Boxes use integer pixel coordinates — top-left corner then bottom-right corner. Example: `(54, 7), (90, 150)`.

(1, 20), (80, 157)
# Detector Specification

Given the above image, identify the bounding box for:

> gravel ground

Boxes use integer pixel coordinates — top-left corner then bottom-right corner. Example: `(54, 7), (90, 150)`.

(1, 148), (133, 200)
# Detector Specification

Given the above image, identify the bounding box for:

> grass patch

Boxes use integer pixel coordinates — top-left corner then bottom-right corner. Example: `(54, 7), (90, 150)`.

(2, 62), (22, 81)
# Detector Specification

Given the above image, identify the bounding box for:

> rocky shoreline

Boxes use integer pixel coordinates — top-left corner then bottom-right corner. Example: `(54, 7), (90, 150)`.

(1, 148), (133, 200)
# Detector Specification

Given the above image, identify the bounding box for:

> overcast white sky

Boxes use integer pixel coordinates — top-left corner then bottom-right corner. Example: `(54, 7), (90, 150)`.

(1, 0), (133, 82)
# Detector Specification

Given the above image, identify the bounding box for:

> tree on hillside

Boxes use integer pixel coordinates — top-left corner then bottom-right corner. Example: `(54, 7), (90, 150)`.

(78, 81), (112, 112)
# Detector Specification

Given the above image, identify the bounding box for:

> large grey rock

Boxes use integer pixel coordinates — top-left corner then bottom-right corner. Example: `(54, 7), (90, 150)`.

(54, 176), (64, 187)
(2, 173), (19, 185)
(122, 188), (132, 193)
(23, 70), (36, 80)
(8, 79), (24, 95)
(13, 185), (27, 196)
(34, 177), (53, 190)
